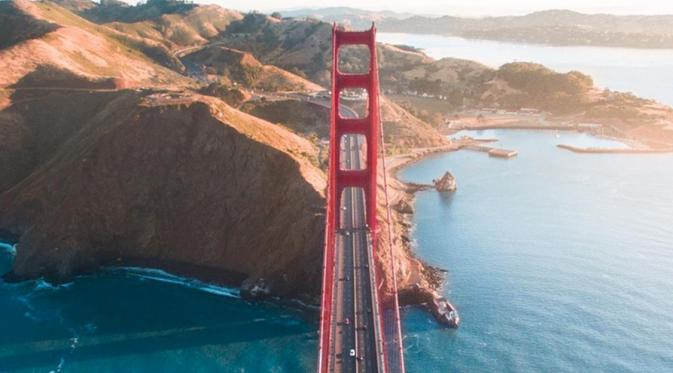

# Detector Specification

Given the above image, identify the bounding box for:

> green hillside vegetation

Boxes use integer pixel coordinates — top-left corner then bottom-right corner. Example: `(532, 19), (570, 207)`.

(494, 63), (594, 113)
(82, 0), (197, 24)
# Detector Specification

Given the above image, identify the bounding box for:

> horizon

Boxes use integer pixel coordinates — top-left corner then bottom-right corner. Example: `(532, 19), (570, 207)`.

(187, 0), (673, 17)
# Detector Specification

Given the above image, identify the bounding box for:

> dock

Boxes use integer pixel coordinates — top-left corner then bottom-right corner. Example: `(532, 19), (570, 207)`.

(488, 148), (518, 158)
(463, 144), (518, 158)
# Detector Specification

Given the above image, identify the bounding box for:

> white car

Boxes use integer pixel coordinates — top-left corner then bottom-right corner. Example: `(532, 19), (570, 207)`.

(349, 349), (356, 357)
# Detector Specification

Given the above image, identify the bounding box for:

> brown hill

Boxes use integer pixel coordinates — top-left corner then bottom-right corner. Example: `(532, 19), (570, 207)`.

(219, 13), (334, 85)
(0, 88), (326, 300)
(182, 45), (323, 92)
(241, 99), (331, 138)
(104, 5), (242, 51)
(0, 0), (189, 89)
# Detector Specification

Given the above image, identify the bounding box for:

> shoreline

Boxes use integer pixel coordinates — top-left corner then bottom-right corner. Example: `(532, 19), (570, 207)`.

(0, 247), (321, 320)
(381, 143), (463, 323)
(446, 121), (673, 153)
(381, 123), (673, 325)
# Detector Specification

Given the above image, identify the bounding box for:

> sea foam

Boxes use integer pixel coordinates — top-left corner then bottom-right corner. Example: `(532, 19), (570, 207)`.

(107, 266), (241, 298)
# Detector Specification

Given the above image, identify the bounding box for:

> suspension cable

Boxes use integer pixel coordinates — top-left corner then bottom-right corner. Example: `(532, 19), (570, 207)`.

(378, 99), (406, 373)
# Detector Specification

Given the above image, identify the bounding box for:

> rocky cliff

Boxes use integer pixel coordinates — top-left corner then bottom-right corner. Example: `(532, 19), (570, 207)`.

(0, 90), (326, 301)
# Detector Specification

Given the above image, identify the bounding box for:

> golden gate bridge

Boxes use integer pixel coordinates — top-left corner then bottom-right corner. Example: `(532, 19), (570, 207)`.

(317, 24), (405, 373)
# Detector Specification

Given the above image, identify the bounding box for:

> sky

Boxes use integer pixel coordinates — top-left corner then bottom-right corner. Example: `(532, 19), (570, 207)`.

(197, 0), (673, 16)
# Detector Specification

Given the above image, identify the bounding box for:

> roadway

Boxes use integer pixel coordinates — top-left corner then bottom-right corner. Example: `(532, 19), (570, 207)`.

(329, 129), (383, 372)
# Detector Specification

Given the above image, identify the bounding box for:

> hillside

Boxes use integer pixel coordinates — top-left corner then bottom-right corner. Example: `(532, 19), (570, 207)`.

(104, 5), (242, 51)
(0, 86), (328, 299)
(0, 0), (189, 89)
(378, 10), (673, 49)
(242, 96), (447, 152)
(179, 10), (673, 146)
(182, 45), (323, 92)
(0, 1), (448, 304)
(214, 15), (593, 114)
(0, 1), (60, 49)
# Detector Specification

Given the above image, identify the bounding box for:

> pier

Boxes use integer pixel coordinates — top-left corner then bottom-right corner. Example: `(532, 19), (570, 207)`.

(463, 144), (518, 158)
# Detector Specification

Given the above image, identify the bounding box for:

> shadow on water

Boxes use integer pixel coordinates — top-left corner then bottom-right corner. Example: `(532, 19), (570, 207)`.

(0, 244), (316, 371)
(437, 191), (456, 207)
(0, 317), (311, 371)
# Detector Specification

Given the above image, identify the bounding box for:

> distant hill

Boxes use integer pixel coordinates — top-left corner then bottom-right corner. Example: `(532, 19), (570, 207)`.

(103, 5), (242, 50)
(379, 9), (673, 49)
(280, 7), (673, 49)
(281, 7), (413, 20)
(280, 7), (414, 29)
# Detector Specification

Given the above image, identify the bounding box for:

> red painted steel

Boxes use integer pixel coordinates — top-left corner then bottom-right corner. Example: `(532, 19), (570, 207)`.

(319, 24), (404, 373)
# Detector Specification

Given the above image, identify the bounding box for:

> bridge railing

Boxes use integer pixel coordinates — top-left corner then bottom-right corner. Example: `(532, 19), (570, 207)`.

(316, 25), (340, 373)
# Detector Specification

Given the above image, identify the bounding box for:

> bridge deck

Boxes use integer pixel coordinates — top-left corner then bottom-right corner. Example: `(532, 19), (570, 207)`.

(328, 135), (382, 372)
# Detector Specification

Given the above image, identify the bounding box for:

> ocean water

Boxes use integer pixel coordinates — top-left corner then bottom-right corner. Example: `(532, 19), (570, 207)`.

(399, 129), (673, 372)
(0, 247), (316, 372)
(378, 32), (673, 106)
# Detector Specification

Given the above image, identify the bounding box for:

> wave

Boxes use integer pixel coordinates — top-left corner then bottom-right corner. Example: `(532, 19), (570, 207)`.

(106, 266), (241, 299)
(0, 241), (17, 256)
(33, 279), (74, 291)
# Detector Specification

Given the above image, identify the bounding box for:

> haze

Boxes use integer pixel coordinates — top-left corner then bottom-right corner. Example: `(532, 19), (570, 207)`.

(196, 0), (673, 16)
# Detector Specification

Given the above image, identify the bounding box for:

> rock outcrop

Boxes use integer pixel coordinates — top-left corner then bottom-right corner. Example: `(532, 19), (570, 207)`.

(433, 171), (457, 192)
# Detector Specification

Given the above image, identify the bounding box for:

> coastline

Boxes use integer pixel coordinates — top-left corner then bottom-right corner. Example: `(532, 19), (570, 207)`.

(380, 143), (463, 322)
(0, 245), (320, 317)
(380, 121), (666, 324)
